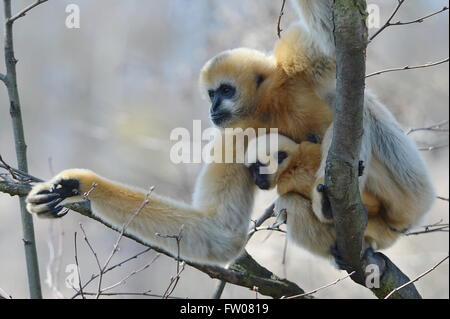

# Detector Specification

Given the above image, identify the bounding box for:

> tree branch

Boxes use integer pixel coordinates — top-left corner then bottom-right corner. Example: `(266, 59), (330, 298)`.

(6, 0), (48, 24)
(0, 72), (6, 84)
(366, 58), (449, 78)
(0, 176), (306, 299)
(2, 0), (46, 299)
(326, 0), (422, 299)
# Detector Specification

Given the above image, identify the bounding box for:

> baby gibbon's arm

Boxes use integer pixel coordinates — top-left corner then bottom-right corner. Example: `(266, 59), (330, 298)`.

(26, 162), (255, 266)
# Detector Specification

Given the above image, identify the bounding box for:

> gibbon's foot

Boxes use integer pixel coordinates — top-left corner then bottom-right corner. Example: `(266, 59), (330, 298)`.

(331, 243), (348, 270)
(26, 178), (80, 218)
(358, 160), (365, 177)
(306, 134), (319, 144)
(316, 183), (333, 220)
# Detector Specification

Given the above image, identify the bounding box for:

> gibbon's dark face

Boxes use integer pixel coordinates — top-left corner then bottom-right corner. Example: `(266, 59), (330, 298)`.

(208, 83), (236, 126)
(248, 151), (288, 190)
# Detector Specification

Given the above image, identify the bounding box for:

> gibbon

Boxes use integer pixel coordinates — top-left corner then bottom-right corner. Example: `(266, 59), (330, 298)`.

(245, 133), (400, 258)
(26, 0), (434, 267)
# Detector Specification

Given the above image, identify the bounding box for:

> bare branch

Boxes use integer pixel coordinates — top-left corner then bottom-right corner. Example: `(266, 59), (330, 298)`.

(418, 144), (448, 152)
(73, 232), (85, 299)
(437, 196), (449, 202)
(6, 0), (48, 24)
(78, 291), (182, 299)
(0, 73), (6, 85)
(0, 170), (306, 299)
(384, 255), (449, 299)
(0, 155), (18, 179)
(370, 2), (448, 41)
(405, 220), (449, 236)
(389, 6), (449, 27)
(283, 271), (355, 299)
(366, 58), (449, 78)
(100, 254), (160, 294)
(407, 120), (449, 135)
(95, 186), (154, 299)
(71, 247), (152, 299)
(277, 0), (287, 38)
(369, 0), (406, 41)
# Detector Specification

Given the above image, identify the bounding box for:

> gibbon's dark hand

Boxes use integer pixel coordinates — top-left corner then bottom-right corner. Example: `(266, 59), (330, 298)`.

(26, 178), (80, 218)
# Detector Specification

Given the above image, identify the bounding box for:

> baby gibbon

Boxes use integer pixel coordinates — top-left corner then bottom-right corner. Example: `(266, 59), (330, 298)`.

(245, 134), (403, 258)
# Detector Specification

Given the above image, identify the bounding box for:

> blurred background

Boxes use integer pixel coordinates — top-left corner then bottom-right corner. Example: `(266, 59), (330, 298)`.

(0, 0), (448, 299)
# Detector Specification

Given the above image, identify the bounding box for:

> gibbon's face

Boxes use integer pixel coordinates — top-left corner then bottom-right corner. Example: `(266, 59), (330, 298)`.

(245, 134), (297, 190)
(199, 48), (276, 128)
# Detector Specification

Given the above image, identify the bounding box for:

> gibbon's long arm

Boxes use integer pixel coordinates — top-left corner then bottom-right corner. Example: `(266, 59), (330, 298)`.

(26, 162), (256, 265)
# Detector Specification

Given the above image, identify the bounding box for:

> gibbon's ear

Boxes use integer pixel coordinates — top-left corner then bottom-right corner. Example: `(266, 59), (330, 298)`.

(256, 74), (265, 88)
(276, 151), (288, 164)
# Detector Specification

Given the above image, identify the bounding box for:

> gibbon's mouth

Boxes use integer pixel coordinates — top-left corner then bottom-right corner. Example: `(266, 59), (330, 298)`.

(210, 111), (232, 126)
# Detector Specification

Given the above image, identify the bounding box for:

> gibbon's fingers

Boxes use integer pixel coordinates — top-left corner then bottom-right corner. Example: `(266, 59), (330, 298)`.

(38, 206), (68, 219)
(25, 192), (60, 204)
(26, 178), (81, 217)
(358, 160), (365, 177)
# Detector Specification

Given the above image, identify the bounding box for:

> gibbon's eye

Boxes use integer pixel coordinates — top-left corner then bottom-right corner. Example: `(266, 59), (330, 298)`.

(208, 90), (215, 101)
(256, 75), (265, 88)
(275, 151), (288, 164)
(219, 84), (236, 99)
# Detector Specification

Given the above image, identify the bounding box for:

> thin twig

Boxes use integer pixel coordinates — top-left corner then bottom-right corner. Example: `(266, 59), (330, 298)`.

(6, 0), (49, 24)
(0, 73), (6, 85)
(79, 224), (102, 272)
(100, 254), (161, 293)
(0, 287), (12, 299)
(405, 220), (449, 236)
(283, 271), (356, 299)
(437, 196), (449, 202)
(384, 255), (449, 299)
(418, 144), (448, 151)
(73, 232), (85, 299)
(369, 0), (406, 41)
(277, 0), (287, 38)
(71, 247), (152, 299)
(79, 291), (183, 299)
(389, 6), (449, 27)
(407, 120), (449, 135)
(95, 186), (154, 299)
(0, 155), (18, 179)
(366, 58), (449, 78)
(0, 163), (42, 182)
(157, 226), (185, 299)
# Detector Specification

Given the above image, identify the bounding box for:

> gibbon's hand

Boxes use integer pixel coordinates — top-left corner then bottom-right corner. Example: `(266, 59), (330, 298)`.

(311, 178), (333, 223)
(26, 178), (81, 218)
(26, 169), (96, 219)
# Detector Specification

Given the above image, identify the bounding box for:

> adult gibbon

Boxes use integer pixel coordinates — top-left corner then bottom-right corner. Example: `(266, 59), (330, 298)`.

(26, 1), (434, 267)
(245, 133), (399, 259)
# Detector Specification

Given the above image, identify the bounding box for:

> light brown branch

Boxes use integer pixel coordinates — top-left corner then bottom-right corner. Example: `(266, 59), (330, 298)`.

(283, 271), (355, 299)
(384, 255), (449, 299)
(407, 120), (449, 135)
(389, 6), (449, 27)
(366, 58), (449, 78)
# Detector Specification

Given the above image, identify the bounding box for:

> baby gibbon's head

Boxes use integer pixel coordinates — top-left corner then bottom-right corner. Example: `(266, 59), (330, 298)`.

(199, 48), (276, 128)
(245, 133), (298, 190)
